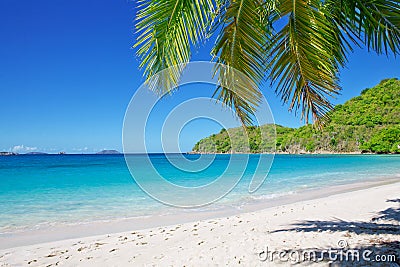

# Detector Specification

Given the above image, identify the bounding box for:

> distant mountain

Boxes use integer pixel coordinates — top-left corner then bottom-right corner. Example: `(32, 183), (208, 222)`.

(193, 78), (400, 154)
(96, 150), (121, 155)
(25, 152), (48, 155)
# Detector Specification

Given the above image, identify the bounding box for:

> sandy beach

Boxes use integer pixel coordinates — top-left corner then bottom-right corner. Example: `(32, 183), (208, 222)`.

(1, 181), (399, 266)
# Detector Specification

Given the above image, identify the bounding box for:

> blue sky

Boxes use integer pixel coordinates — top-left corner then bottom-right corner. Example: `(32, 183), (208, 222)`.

(0, 0), (399, 153)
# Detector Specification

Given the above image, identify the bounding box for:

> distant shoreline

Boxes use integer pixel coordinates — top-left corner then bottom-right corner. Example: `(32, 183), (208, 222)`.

(188, 151), (399, 155)
(2, 151), (399, 156)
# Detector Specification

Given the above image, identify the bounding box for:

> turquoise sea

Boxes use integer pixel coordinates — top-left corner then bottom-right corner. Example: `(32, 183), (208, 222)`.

(0, 154), (399, 234)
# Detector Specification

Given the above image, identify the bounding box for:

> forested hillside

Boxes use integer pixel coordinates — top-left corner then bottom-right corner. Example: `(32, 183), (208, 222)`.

(192, 78), (400, 154)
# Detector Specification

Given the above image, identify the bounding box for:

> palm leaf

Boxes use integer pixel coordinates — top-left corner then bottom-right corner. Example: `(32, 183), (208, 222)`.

(326, 0), (400, 55)
(134, 0), (400, 127)
(212, 0), (274, 125)
(134, 0), (213, 92)
(267, 0), (343, 125)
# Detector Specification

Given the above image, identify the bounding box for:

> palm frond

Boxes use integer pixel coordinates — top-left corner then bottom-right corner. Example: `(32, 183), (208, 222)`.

(134, 0), (214, 92)
(213, 65), (262, 126)
(267, 0), (343, 124)
(212, 0), (275, 125)
(327, 0), (400, 55)
(133, 0), (399, 127)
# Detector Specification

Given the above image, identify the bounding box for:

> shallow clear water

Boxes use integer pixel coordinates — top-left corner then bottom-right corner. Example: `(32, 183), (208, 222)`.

(0, 154), (399, 233)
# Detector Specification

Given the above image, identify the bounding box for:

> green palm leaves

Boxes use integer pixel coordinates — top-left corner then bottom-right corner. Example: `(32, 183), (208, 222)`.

(329, 0), (400, 55)
(212, 0), (271, 125)
(134, 0), (400, 126)
(268, 0), (344, 124)
(135, 0), (213, 91)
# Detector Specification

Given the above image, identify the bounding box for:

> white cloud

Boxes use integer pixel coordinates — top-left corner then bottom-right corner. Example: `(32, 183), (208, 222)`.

(11, 145), (38, 153)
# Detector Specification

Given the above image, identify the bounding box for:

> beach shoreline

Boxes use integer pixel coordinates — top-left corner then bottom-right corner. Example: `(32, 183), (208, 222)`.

(1, 179), (399, 266)
(1, 176), (399, 250)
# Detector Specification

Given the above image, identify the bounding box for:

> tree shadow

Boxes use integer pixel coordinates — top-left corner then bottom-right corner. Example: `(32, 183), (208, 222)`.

(268, 198), (399, 266)
(273, 199), (400, 235)
(282, 241), (400, 266)
(372, 206), (400, 223)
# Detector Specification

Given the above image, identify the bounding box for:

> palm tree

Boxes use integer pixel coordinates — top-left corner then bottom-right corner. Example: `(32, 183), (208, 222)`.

(134, 0), (400, 126)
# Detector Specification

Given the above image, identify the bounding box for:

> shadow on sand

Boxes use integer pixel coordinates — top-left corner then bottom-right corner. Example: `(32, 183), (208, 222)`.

(270, 199), (400, 266)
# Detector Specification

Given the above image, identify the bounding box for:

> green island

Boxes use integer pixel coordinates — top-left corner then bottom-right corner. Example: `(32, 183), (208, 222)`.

(192, 78), (400, 154)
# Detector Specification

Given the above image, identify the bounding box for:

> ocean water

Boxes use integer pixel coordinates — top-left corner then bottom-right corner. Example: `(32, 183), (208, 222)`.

(0, 154), (399, 233)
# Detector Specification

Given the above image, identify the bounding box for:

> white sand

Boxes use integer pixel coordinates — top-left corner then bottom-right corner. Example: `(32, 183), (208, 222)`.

(1, 182), (399, 266)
